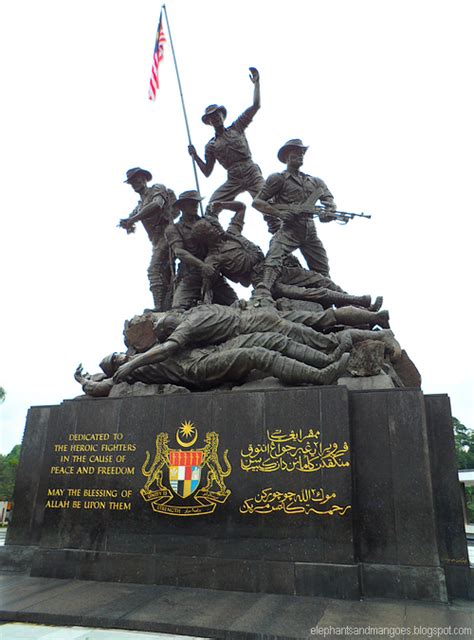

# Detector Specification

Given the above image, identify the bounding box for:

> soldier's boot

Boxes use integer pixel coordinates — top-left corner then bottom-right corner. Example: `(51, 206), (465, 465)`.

(261, 265), (280, 292)
(272, 352), (350, 386)
(281, 342), (333, 368)
(333, 332), (353, 360)
(339, 328), (402, 362)
(287, 332), (351, 367)
(334, 307), (390, 329)
(369, 296), (383, 312)
(150, 285), (169, 312)
(319, 291), (372, 308)
(250, 266), (280, 307)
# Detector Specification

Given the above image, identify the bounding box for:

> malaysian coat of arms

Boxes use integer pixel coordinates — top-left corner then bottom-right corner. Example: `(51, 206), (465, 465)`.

(140, 421), (232, 516)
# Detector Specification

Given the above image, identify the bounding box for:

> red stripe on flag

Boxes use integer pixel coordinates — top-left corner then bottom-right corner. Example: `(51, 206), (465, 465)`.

(148, 12), (166, 101)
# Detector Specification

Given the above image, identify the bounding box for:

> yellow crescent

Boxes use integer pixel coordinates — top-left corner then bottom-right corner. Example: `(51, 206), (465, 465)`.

(176, 428), (198, 448)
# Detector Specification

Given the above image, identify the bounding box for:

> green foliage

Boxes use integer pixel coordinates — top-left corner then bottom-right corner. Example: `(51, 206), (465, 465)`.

(453, 417), (474, 470)
(464, 486), (474, 524)
(453, 417), (474, 523)
(0, 444), (21, 501)
(0, 386), (5, 403)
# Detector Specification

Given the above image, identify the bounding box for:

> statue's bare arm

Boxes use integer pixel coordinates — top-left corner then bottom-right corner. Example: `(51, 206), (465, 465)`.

(113, 341), (179, 383)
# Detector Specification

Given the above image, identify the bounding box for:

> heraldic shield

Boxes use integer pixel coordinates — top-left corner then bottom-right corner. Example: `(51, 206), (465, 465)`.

(140, 422), (232, 516)
(169, 450), (202, 498)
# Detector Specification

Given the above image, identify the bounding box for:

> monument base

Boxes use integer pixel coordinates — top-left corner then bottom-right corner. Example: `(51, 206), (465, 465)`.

(4, 386), (471, 602)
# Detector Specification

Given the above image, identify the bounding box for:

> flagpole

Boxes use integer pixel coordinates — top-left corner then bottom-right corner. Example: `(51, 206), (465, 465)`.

(162, 4), (204, 215)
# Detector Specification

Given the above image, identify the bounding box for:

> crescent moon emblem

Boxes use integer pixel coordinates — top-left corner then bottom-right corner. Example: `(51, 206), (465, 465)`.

(176, 426), (198, 448)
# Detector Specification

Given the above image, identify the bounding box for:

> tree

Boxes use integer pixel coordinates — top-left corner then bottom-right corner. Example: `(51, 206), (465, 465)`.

(0, 445), (21, 501)
(0, 387), (5, 403)
(453, 417), (474, 523)
(453, 417), (474, 470)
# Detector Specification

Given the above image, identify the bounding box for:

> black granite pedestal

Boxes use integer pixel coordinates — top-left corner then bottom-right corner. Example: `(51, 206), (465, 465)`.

(3, 386), (471, 602)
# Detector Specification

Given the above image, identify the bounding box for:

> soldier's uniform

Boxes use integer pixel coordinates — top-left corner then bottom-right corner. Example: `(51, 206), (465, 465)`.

(165, 305), (339, 353)
(204, 211), (264, 287)
(200, 213), (361, 310)
(127, 336), (345, 390)
(165, 217), (237, 310)
(204, 106), (264, 204)
(130, 183), (175, 311)
(257, 170), (335, 277)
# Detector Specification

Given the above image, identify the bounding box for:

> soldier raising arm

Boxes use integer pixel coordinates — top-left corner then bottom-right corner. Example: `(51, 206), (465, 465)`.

(188, 67), (260, 178)
(187, 69), (279, 233)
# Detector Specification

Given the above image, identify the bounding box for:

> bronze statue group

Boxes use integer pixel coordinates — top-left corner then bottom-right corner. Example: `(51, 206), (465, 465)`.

(76, 68), (405, 397)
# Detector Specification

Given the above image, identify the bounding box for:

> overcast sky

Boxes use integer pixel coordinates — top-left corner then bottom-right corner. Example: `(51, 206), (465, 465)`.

(1, 0), (473, 454)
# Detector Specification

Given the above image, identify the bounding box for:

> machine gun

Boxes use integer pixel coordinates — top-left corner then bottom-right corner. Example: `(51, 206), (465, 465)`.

(311, 206), (371, 225)
(273, 185), (371, 225)
(273, 203), (371, 225)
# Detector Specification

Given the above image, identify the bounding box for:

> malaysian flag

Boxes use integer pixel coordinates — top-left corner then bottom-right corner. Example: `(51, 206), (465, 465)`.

(148, 11), (166, 100)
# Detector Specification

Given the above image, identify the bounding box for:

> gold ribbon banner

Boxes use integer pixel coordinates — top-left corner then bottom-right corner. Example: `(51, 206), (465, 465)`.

(146, 487), (230, 517)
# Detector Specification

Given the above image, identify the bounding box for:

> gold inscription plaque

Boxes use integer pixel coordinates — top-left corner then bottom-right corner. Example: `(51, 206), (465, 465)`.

(241, 428), (350, 473)
(44, 431), (137, 511)
(240, 487), (351, 516)
(240, 428), (351, 517)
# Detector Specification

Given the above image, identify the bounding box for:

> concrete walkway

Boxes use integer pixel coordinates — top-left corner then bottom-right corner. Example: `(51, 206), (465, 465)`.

(0, 623), (206, 639)
(1, 572), (473, 640)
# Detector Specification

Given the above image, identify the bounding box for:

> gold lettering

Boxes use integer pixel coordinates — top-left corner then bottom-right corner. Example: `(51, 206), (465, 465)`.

(101, 443), (137, 452)
(50, 466), (74, 474)
(97, 466), (135, 475)
(69, 444), (98, 452)
(68, 433), (110, 442)
(83, 501), (106, 509)
(83, 489), (118, 498)
(240, 487), (351, 516)
(241, 428), (350, 473)
(47, 488), (65, 496)
(108, 501), (131, 510)
(45, 500), (70, 509)
(88, 455), (113, 463)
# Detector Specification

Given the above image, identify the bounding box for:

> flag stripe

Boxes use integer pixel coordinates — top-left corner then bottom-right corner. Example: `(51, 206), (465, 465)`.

(148, 11), (166, 101)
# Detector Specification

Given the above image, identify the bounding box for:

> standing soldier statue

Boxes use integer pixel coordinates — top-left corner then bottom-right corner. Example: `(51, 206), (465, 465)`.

(253, 139), (338, 300)
(188, 68), (278, 234)
(119, 167), (176, 311)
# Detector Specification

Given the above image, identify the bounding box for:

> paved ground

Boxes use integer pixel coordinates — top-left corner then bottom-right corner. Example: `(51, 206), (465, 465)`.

(0, 572), (473, 640)
(0, 623), (206, 639)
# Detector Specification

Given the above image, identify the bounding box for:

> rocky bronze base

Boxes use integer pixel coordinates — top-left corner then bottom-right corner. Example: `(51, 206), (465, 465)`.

(4, 386), (471, 602)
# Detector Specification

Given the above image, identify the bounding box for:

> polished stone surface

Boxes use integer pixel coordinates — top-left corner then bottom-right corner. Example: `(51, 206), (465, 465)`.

(4, 389), (471, 601)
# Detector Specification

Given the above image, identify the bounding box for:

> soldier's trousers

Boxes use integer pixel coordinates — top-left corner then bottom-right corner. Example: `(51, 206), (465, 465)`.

(189, 347), (331, 387)
(238, 312), (339, 352)
(215, 332), (335, 368)
(265, 218), (330, 276)
(208, 161), (264, 203)
(172, 272), (238, 310)
(148, 238), (172, 311)
(207, 161), (280, 234)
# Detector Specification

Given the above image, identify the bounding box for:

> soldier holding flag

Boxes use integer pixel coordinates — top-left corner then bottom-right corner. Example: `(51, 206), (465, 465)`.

(188, 68), (278, 233)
